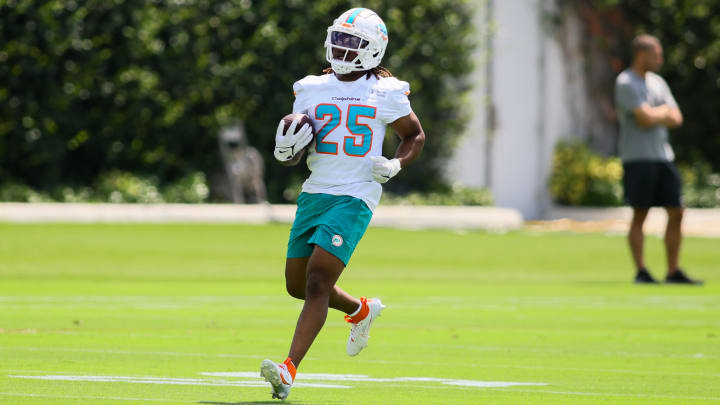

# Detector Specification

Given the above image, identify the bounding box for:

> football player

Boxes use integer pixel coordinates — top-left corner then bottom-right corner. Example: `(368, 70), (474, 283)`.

(260, 7), (425, 400)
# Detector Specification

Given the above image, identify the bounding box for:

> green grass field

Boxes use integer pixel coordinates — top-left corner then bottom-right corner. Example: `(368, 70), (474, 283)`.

(0, 223), (718, 404)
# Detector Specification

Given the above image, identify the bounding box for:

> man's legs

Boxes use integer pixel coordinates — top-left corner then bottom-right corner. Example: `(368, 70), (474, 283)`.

(664, 206), (684, 275)
(285, 257), (360, 315)
(286, 245), (353, 367)
(629, 207), (650, 271)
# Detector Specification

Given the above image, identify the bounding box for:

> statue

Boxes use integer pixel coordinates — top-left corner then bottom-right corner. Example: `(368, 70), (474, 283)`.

(218, 123), (267, 203)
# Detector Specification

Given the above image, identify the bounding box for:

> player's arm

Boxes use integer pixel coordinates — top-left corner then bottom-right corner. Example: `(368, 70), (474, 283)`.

(389, 112), (425, 168)
(632, 104), (682, 128)
(369, 112), (425, 183)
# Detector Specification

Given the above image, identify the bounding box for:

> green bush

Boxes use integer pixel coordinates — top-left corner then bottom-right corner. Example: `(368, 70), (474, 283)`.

(0, 181), (52, 202)
(95, 171), (164, 204)
(0, 0), (476, 201)
(0, 170), (209, 203)
(550, 141), (623, 207)
(381, 184), (493, 206)
(52, 186), (94, 203)
(678, 162), (720, 208)
(551, 141), (720, 208)
(589, 0), (720, 173)
(162, 172), (209, 204)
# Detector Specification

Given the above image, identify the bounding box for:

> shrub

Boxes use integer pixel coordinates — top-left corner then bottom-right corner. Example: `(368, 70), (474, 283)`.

(0, 0), (476, 202)
(162, 172), (210, 203)
(678, 162), (720, 208)
(95, 171), (163, 204)
(0, 182), (52, 202)
(550, 141), (623, 206)
(381, 183), (493, 206)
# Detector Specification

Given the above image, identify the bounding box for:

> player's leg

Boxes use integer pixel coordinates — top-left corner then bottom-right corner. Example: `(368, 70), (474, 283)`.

(261, 250), (350, 400)
(658, 163), (702, 284)
(287, 245), (346, 367)
(657, 162), (684, 276)
(623, 162), (657, 283)
(628, 207), (649, 271)
(664, 206), (683, 275)
(285, 257), (360, 314)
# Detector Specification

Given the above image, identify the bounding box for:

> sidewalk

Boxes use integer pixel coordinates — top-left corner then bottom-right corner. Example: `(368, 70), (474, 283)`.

(3, 203), (718, 237)
(527, 205), (720, 238)
(0, 203), (524, 232)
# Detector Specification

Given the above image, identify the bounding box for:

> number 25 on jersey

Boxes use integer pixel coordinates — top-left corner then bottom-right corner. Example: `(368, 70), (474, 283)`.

(314, 104), (376, 157)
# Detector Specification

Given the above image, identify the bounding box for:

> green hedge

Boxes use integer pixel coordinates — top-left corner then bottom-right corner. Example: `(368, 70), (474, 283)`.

(678, 162), (720, 208)
(550, 141), (624, 207)
(0, 172), (209, 204)
(0, 0), (476, 202)
(550, 141), (720, 208)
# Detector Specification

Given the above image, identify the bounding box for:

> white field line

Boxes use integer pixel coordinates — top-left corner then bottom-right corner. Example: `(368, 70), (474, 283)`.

(8, 373), (719, 401)
(9, 372), (543, 390)
(201, 372), (546, 388)
(0, 392), (183, 403)
(8, 375), (350, 389)
(4, 363), (719, 380)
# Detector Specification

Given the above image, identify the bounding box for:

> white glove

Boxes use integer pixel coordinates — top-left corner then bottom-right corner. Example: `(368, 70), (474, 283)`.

(274, 118), (314, 162)
(370, 156), (402, 183)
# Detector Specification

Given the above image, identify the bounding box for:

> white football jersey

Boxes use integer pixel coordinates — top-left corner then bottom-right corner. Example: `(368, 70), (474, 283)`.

(292, 73), (412, 211)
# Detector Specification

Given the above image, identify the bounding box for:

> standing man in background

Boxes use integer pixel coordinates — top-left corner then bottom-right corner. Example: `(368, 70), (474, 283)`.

(615, 34), (702, 285)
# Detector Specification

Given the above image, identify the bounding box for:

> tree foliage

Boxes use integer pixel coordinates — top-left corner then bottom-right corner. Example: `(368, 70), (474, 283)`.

(0, 0), (475, 201)
(580, 0), (720, 169)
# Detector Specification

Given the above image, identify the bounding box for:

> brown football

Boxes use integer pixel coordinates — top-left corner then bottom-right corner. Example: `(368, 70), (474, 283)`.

(282, 113), (315, 150)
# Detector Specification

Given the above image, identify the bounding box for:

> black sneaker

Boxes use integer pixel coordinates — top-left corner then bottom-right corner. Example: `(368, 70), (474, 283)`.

(634, 268), (658, 284)
(665, 269), (704, 285)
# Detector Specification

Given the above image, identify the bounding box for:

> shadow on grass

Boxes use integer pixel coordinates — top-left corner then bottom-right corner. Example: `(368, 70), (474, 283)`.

(199, 401), (344, 405)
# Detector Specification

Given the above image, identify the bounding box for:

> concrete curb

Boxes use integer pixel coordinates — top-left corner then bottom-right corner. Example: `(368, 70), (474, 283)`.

(541, 205), (720, 238)
(0, 203), (524, 231)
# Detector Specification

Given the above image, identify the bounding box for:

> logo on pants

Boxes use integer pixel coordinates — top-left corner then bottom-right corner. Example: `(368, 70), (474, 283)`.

(331, 234), (344, 247)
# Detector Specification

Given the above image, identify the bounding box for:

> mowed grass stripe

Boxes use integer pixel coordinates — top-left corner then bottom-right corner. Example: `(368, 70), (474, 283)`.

(0, 223), (718, 404)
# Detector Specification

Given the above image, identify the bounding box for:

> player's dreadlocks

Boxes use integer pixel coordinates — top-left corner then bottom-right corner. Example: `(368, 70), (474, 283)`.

(322, 66), (393, 79)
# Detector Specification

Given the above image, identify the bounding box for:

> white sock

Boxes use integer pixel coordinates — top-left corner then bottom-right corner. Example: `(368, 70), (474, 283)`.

(348, 302), (362, 317)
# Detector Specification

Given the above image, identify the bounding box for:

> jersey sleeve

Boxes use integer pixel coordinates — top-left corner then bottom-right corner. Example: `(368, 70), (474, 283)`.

(292, 81), (311, 115)
(380, 80), (412, 124)
(661, 79), (679, 109)
(615, 80), (643, 112)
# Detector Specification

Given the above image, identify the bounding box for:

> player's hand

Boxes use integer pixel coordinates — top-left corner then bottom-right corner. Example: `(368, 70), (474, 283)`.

(370, 156), (402, 183)
(274, 118), (313, 162)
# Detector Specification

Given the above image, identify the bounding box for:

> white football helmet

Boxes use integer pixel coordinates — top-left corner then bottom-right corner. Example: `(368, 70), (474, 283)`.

(324, 8), (389, 74)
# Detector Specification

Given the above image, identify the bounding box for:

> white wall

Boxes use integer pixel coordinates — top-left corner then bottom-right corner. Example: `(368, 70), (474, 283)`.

(447, 0), (590, 220)
(445, 1), (488, 189)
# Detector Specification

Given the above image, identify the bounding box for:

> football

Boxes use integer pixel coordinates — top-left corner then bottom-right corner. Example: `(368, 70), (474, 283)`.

(282, 113), (315, 150)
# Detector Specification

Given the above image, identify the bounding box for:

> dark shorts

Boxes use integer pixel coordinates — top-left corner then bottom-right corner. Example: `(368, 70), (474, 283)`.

(622, 161), (682, 208)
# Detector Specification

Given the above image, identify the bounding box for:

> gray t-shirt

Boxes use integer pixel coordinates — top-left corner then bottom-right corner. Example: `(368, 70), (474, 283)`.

(615, 69), (679, 162)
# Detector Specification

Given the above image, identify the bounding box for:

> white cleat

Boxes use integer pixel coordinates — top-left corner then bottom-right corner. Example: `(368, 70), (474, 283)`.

(260, 359), (293, 400)
(346, 297), (385, 356)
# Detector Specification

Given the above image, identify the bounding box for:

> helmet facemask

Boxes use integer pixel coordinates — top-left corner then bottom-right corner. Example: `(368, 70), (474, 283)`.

(324, 9), (388, 75)
(325, 29), (374, 74)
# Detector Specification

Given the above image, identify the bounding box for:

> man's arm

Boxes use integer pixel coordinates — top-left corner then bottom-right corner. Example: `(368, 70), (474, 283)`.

(663, 106), (683, 128)
(633, 104), (683, 129)
(389, 112), (425, 168)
